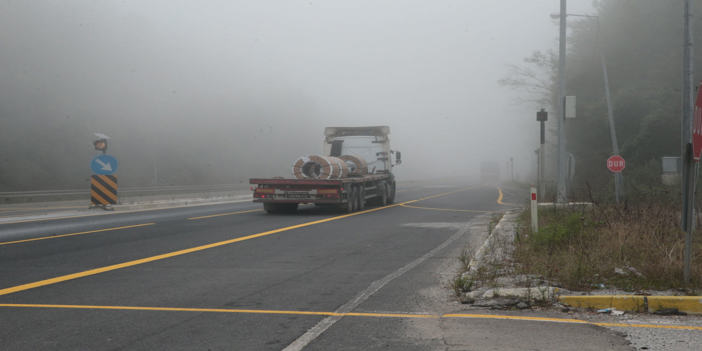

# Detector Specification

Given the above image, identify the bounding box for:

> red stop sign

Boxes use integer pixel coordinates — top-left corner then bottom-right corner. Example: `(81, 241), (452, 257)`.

(607, 155), (625, 173)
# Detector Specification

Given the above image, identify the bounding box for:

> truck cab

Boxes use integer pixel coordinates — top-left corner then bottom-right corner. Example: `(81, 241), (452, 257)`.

(323, 126), (400, 174)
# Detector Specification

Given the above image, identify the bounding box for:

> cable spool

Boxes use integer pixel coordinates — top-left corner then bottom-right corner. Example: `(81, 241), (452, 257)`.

(307, 155), (334, 179)
(292, 155), (350, 179)
(327, 156), (349, 179)
(340, 155), (368, 176)
(292, 156), (312, 179)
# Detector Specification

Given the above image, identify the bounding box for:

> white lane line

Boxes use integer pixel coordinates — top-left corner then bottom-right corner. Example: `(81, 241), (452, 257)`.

(282, 223), (471, 351)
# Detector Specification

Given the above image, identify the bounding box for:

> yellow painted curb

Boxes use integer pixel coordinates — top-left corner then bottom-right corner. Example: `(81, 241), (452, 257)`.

(559, 295), (702, 314)
(559, 296), (647, 313)
(647, 296), (702, 314)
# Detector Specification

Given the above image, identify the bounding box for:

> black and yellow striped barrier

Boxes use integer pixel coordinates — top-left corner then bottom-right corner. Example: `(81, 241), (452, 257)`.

(90, 175), (118, 207)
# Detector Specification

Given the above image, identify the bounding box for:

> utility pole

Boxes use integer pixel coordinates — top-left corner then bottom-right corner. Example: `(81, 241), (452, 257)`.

(598, 26), (623, 204)
(556, 0), (568, 203)
(681, 0), (696, 284)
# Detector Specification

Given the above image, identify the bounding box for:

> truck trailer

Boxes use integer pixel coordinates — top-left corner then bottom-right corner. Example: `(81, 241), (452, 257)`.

(250, 126), (401, 213)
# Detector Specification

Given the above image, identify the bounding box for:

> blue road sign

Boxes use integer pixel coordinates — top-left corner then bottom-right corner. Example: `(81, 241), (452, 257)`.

(91, 155), (118, 175)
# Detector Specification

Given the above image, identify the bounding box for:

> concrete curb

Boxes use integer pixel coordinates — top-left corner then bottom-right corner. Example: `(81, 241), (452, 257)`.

(113, 195), (252, 211)
(559, 295), (702, 314)
(0, 194), (255, 224)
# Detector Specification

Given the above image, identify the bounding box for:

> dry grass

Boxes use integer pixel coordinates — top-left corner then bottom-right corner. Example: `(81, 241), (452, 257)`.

(515, 201), (702, 293)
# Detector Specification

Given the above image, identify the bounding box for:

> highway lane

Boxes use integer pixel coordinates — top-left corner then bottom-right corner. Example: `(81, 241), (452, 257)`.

(0, 185), (477, 292)
(0, 183), (633, 350)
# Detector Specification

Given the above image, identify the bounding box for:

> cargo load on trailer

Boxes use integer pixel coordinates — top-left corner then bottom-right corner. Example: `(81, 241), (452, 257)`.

(250, 126), (402, 214)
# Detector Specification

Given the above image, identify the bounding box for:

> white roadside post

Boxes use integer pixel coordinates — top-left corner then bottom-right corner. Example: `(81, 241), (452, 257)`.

(530, 186), (538, 232)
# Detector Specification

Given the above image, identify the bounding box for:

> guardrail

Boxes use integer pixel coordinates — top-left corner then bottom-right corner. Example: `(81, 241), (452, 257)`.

(0, 184), (251, 203)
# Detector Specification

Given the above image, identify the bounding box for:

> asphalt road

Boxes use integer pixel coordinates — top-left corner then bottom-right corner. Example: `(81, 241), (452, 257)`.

(0, 182), (635, 350)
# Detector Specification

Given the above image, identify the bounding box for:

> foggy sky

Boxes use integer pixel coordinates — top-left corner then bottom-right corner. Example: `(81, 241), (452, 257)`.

(0, 0), (595, 186)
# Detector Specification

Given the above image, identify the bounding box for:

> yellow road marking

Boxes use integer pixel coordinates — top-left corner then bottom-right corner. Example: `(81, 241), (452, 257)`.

(496, 187), (521, 207)
(0, 303), (438, 319)
(1, 304), (700, 331)
(399, 204), (491, 213)
(0, 223), (156, 246)
(187, 209), (262, 220)
(0, 188), (472, 297)
(444, 313), (589, 324)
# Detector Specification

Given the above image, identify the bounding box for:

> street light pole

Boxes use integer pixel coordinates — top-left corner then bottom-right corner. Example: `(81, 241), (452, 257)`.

(557, 0), (568, 203)
(552, 12), (623, 203)
(600, 46), (623, 203)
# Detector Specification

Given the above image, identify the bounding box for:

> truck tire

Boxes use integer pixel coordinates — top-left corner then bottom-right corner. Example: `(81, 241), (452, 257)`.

(379, 182), (388, 206)
(358, 185), (366, 211)
(387, 181), (396, 204)
(344, 186), (357, 213)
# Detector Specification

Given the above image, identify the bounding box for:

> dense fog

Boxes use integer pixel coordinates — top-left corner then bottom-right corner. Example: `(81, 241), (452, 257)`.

(0, 0), (594, 190)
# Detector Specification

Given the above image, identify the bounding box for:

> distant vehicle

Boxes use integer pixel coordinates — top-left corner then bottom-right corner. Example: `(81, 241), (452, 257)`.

(250, 126), (401, 213)
(480, 161), (500, 185)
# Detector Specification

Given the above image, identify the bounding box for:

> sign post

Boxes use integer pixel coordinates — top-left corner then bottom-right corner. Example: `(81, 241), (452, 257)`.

(683, 79), (702, 283)
(90, 134), (119, 210)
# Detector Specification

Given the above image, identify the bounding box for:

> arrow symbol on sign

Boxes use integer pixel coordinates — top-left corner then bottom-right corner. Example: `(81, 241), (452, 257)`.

(95, 159), (113, 172)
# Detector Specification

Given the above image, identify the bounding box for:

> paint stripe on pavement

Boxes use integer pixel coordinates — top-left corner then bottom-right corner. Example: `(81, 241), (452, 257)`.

(0, 304), (699, 331)
(0, 223), (156, 246)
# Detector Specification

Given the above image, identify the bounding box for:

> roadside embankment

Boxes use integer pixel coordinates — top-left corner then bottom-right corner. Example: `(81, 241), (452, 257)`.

(453, 202), (702, 315)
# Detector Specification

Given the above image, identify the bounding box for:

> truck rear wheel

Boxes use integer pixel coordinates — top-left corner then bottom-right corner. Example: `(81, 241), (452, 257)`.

(344, 186), (357, 213)
(379, 182), (388, 206)
(358, 185), (366, 211)
(387, 182), (396, 204)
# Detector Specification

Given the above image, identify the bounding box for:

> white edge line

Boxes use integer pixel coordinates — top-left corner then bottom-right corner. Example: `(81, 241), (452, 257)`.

(282, 222), (472, 351)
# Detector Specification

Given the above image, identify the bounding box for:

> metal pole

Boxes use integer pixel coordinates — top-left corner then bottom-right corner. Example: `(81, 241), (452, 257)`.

(534, 147), (543, 194)
(682, 0), (695, 284)
(556, 0), (568, 203)
(598, 30), (622, 203)
(540, 121), (546, 199)
(531, 186), (538, 232)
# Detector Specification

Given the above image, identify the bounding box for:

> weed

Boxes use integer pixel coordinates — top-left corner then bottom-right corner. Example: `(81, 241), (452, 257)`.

(459, 249), (473, 271)
(452, 274), (474, 296)
(515, 200), (702, 292)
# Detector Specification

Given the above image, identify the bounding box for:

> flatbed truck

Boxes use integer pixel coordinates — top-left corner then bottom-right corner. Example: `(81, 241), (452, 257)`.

(250, 126), (401, 213)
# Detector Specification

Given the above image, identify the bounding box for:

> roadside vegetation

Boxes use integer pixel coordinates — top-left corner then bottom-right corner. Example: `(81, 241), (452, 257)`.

(495, 0), (702, 295)
(516, 197), (702, 293)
